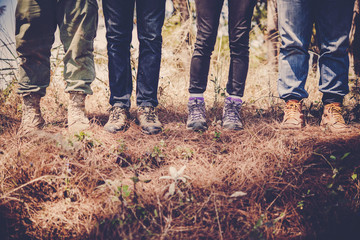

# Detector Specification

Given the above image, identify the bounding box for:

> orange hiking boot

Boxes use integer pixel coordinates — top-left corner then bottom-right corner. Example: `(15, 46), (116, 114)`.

(320, 102), (349, 132)
(281, 100), (304, 129)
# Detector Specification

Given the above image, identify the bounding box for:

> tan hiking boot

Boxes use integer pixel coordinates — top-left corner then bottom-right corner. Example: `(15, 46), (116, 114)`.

(104, 107), (129, 133)
(19, 94), (45, 134)
(136, 106), (162, 135)
(281, 100), (304, 129)
(68, 92), (90, 132)
(320, 102), (349, 132)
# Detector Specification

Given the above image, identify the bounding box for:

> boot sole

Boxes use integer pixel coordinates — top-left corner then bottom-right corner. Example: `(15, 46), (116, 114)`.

(222, 126), (243, 131)
(141, 127), (162, 135)
(186, 126), (208, 132)
(222, 122), (243, 131)
(186, 121), (208, 132)
(281, 122), (303, 130)
(320, 123), (351, 133)
(104, 123), (129, 133)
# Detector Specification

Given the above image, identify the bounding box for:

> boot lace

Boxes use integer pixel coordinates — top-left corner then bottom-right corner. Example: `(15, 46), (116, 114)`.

(327, 104), (345, 124)
(110, 107), (126, 121)
(284, 101), (301, 121)
(142, 107), (157, 123)
(189, 101), (205, 121)
(224, 102), (241, 122)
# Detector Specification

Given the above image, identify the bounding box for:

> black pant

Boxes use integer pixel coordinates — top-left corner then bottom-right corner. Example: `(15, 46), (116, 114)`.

(189, 0), (256, 97)
(102, 0), (165, 108)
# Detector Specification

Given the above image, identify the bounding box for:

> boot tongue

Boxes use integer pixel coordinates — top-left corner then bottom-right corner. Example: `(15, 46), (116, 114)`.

(189, 97), (204, 105)
(189, 97), (204, 102)
(331, 102), (341, 107)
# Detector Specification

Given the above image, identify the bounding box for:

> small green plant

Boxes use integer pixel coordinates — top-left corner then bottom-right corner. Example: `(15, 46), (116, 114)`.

(97, 179), (132, 203)
(176, 146), (194, 160)
(249, 213), (285, 240)
(351, 173), (358, 181)
(124, 141), (166, 172)
(159, 166), (191, 198)
(151, 140), (166, 161)
(297, 200), (305, 210)
(74, 131), (88, 141)
(119, 185), (131, 199)
(296, 189), (314, 210)
(140, 140), (167, 167)
(74, 131), (101, 149)
(213, 130), (221, 142)
(210, 76), (226, 104)
(351, 166), (360, 181)
(329, 152), (351, 161)
(249, 215), (266, 240)
(116, 139), (127, 153)
(324, 152), (352, 195)
(113, 139), (132, 167)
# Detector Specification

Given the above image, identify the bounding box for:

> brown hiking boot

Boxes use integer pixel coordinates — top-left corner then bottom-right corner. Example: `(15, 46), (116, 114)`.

(104, 107), (129, 133)
(19, 94), (45, 134)
(136, 106), (162, 135)
(68, 92), (90, 132)
(281, 100), (304, 129)
(320, 102), (349, 132)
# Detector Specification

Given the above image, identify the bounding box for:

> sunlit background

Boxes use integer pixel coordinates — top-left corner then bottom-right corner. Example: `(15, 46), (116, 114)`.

(0, 0), (16, 90)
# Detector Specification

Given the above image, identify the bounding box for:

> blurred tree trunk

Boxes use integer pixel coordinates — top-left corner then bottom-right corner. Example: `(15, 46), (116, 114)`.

(352, 0), (360, 77)
(266, 0), (279, 67)
(0, 5), (5, 16)
(172, 0), (189, 23)
(309, 28), (320, 73)
(350, 0), (360, 120)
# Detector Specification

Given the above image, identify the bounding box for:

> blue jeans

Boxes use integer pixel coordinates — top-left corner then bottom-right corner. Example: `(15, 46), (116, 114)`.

(277, 0), (355, 104)
(102, 0), (165, 108)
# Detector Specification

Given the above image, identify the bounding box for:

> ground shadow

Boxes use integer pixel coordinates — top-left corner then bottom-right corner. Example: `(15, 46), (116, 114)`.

(298, 135), (360, 239)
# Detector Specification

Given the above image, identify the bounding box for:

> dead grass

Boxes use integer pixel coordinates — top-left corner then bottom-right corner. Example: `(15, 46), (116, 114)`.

(1, 13), (360, 240)
(1, 102), (360, 239)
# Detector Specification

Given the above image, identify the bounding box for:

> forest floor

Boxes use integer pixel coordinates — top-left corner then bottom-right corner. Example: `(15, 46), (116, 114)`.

(1, 85), (360, 239)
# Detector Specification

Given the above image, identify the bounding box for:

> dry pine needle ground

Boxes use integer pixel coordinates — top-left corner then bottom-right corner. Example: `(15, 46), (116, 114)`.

(1, 101), (360, 239)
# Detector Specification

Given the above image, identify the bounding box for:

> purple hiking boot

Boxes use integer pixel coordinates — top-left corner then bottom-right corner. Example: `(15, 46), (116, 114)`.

(222, 97), (243, 130)
(186, 97), (207, 131)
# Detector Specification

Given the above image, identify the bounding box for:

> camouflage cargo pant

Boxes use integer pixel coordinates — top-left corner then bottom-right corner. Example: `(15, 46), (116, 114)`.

(16, 0), (98, 96)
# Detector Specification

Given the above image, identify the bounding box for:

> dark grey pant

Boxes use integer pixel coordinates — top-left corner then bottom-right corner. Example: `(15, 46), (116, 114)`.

(189, 0), (256, 97)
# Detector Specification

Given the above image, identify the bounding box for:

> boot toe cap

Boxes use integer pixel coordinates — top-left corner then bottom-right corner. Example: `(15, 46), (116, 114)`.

(223, 122), (243, 131)
(187, 121), (208, 131)
(142, 126), (162, 135)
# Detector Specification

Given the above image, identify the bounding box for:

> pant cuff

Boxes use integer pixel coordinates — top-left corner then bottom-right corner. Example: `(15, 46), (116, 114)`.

(284, 96), (303, 102)
(137, 102), (157, 108)
(322, 93), (344, 105)
(113, 102), (130, 108)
